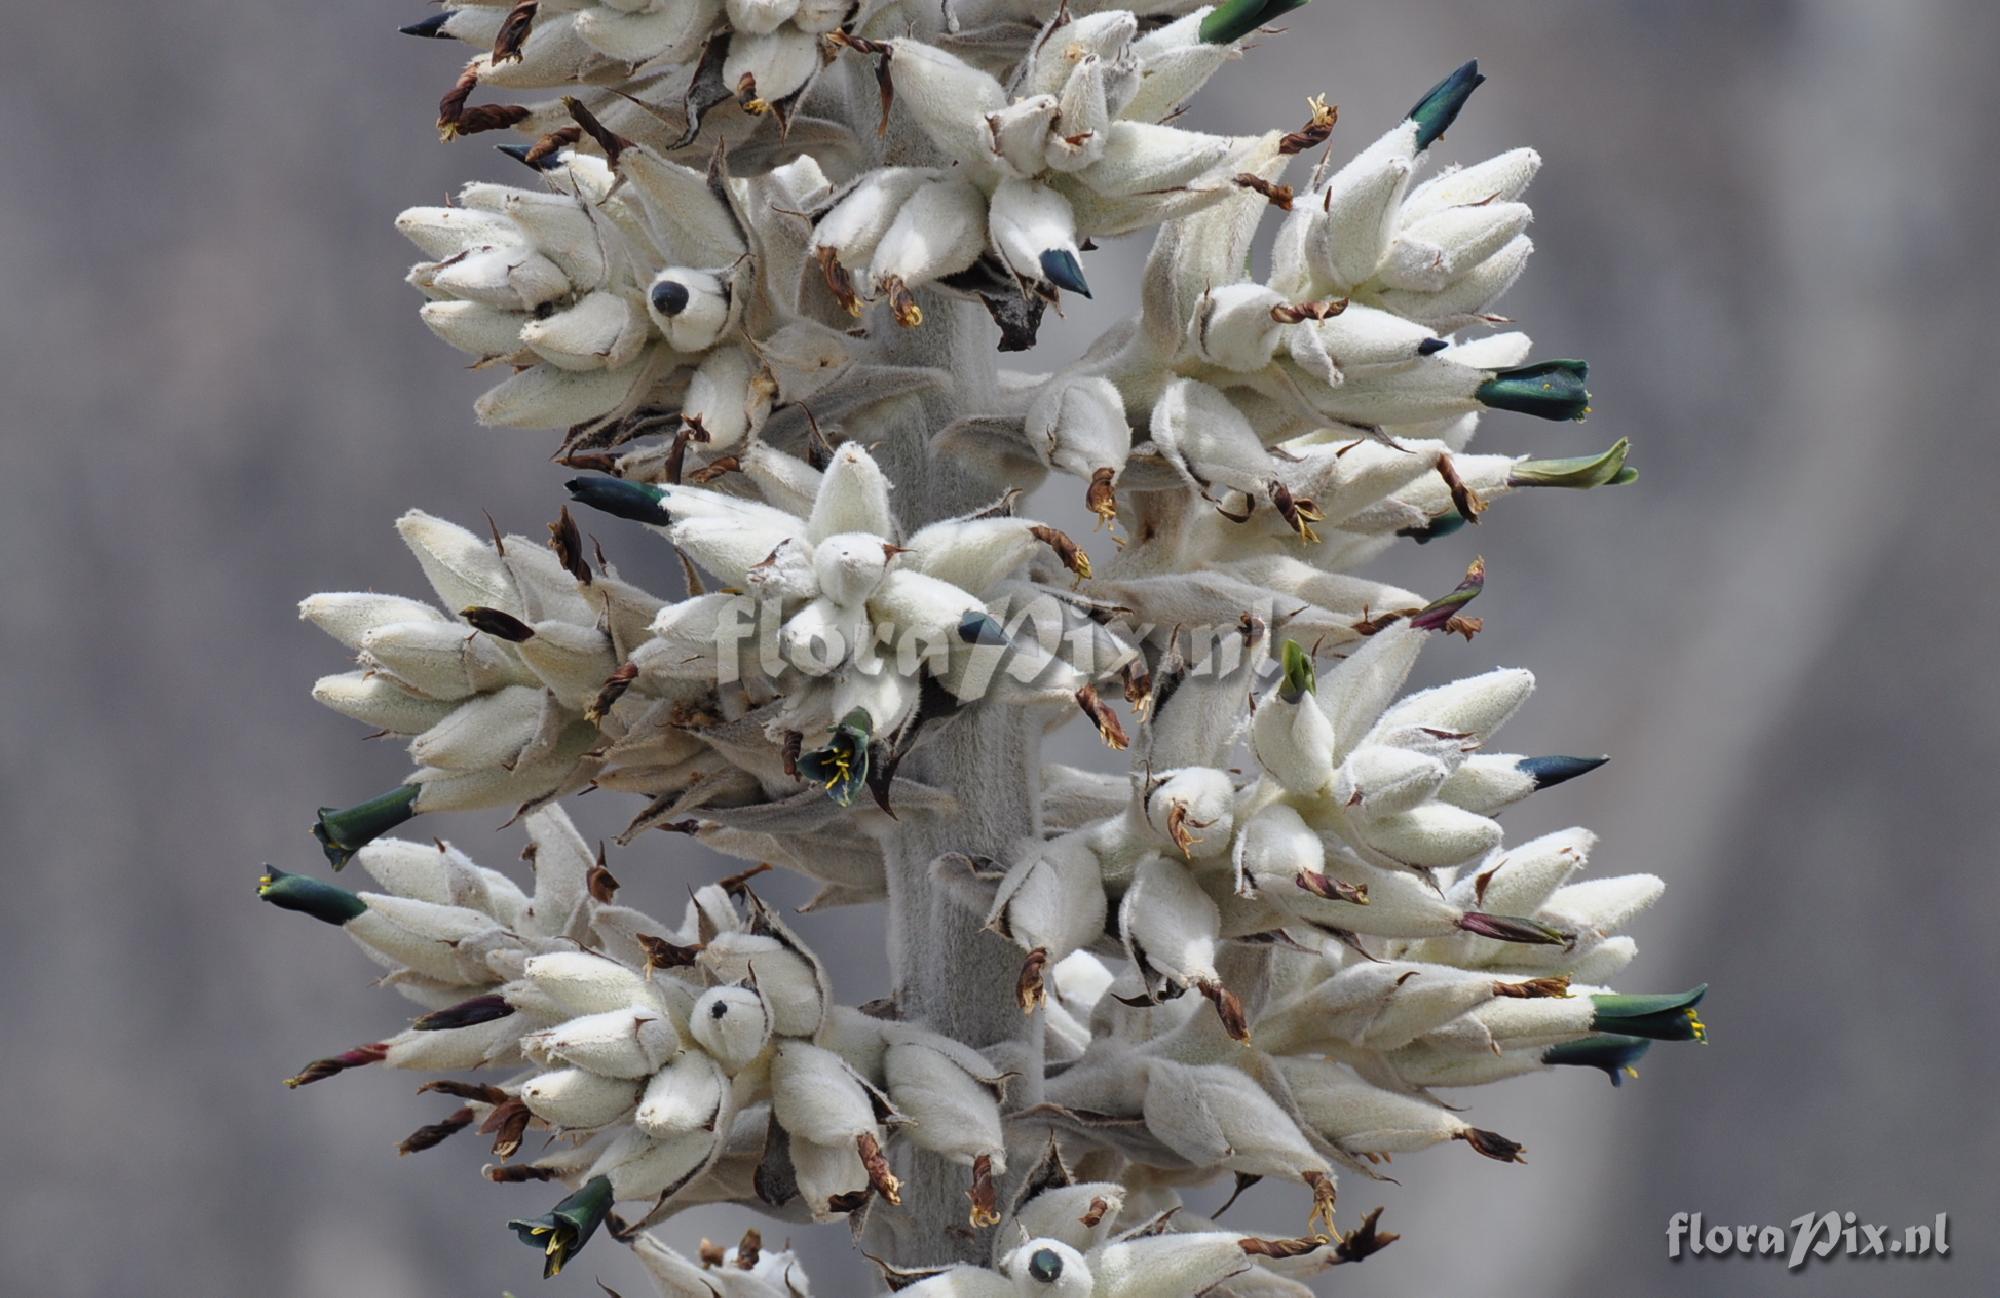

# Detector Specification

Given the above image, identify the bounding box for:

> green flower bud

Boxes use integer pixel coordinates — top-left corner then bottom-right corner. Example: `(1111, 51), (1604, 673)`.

(1199, 0), (1312, 47)
(1510, 438), (1638, 488)
(508, 1175), (614, 1279)
(1476, 360), (1591, 421)
(1409, 59), (1485, 150)
(257, 866), (366, 925)
(1590, 985), (1708, 1042)
(312, 784), (420, 871)
(1277, 639), (1317, 703)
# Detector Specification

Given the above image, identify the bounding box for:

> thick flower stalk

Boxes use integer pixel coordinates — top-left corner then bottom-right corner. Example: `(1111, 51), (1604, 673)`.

(267, 4), (1704, 1291)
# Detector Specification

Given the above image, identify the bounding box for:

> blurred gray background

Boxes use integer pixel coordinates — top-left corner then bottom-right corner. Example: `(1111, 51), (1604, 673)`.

(4, 0), (1995, 1294)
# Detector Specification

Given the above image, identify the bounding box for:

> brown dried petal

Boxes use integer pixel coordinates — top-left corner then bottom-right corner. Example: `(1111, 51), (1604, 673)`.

(398, 1106), (475, 1155)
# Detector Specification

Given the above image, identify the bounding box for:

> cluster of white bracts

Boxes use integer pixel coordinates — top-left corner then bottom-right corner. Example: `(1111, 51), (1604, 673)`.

(300, 510), (634, 822)
(400, 143), (838, 438)
(270, 805), (1010, 1252)
(637, 440), (1107, 747)
(283, 9), (1695, 1293)
(805, 9), (1264, 319)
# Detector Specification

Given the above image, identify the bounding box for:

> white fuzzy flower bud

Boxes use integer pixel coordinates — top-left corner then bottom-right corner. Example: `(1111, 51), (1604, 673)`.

(299, 592), (443, 651)
(724, 25), (822, 105)
(524, 952), (658, 1019)
(1121, 854), (1220, 987)
(573, 0), (720, 65)
(1401, 147), (1542, 223)
(868, 178), (989, 297)
(520, 1066), (640, 1129)
(1142, 766), (1236, 861)
(417, 299), (530, 359)
(884, 41), (1008, 166)
(529, 1006), (679, 1079)
(989, 180), (1085, 293)
(883, 1041), (1005, 1167)
(770, 1040), (880, 1144)
(991, 831), (1109, 960)
(689, 985), (771, 1072)
(682, 345), (761, 451)
(1000, 1240), (1092, 1295)
(635, 1049), (729, 1136)
(646, 267), (731, 351)
(1188, 283), (1285, 371)
(699, 931), (824, 1037)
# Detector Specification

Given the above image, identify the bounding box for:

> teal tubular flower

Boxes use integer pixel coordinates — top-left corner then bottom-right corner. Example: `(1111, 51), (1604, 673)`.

(1199, 0), (1313, 47)
(1409, 59), (1486, 150)
(1517, 754), (1610, 789)
(312, 784), (419, 870)
(1476, 360), (1592, 421)
(1590, 985), (1709, 1042)
(797, 709), (873, 807)
(1544, 1034), (1653, 1085)
(256, 867), (366, 925)
(508, 1175), (615, 1278)
(564, 475), (671, 527)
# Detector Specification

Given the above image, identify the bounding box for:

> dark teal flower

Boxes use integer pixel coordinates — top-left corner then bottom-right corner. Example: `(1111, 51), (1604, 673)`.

(1396, 510), (1472, 545)
(257, 867), (365, 926)
(1517, 755), (1609, 790)
(565, 475), (671, 526)
(1476, 360), (1591, 421)
(1543, 1033), (1652, 1086)
(312, 784), (420, 870)
(1590, 985), (1708, 1042)
(508, 1175), (614, 1278)
(797, 710), (873, 807)
(1409, 60), (1485, 150)
(1199, 0), (1312, 47)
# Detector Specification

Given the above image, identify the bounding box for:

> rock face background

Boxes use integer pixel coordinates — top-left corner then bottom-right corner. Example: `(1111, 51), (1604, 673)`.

(4, 2), (1994, 1294)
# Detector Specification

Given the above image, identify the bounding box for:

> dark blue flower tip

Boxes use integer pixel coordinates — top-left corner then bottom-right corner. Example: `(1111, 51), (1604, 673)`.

(1416, 337), (1450, 356)
(1409, 60), (1485, 151)
(1518, 754), (1609, 790)
(1198, 0), (1311, 45)
(649, 278), (691, 317)
(1039, 248), (1092, 298)
(565, 476), (671, 527)
(1028, 1246), (1065, 1281)
(1476, 359), (1592, 421)
(508, 1175), (614, 1279)
(1396, 510), (1470, 545)
(497, 142), (565, 172)
(257, 867), (366, 926)
(313, 784), (420, 871)
(399, 13), (453, 39)
(1544, 1033), (1652, 1086)
(958, 610), (1009, 647)
(1591, 985), (1709, 1042)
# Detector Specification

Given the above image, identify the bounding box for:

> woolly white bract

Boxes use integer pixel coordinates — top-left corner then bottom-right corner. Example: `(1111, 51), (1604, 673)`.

(267, 4), (1700, 1293)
